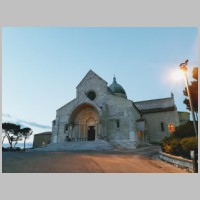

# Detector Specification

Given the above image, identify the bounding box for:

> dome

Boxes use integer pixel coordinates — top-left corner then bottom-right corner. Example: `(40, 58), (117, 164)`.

(109, 76), (127, 98)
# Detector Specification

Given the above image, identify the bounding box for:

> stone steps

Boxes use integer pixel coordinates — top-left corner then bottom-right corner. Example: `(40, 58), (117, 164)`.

(29, 140), (115, 152)
(109, 140), (138, 150)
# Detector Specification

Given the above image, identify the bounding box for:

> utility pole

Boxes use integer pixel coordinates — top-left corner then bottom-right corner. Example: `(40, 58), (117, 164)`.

(180, 60), (198, 137)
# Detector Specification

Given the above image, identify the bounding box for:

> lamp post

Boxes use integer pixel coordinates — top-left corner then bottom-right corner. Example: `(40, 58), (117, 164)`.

(180, 60), (198, 137)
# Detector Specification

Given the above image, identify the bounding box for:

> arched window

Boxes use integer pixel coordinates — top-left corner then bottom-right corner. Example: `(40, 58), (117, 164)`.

(116, 120), (120, 128)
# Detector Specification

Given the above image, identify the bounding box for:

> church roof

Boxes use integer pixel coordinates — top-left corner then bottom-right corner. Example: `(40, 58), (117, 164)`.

(134, 97), (176, 114)
(109, 76), (127, 96)
(34, 132), (52, 136)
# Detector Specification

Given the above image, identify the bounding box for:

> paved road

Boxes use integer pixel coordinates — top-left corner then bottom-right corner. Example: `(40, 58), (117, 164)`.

(2, 146), (188, 173)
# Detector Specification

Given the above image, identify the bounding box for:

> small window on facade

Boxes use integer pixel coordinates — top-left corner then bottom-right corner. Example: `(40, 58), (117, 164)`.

(161, 122), (164, 131)
(116, 120), (120, 128)
(65, 124), (68, 131)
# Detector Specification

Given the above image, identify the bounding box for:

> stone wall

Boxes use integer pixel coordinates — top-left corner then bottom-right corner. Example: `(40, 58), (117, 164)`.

(106, 94), (140, 142)
(52, 99), (77, 143)
(159, 151), (193, 172)
(142, 110), (180, 143)
(76, 70), (108, 102)
(33, 132), (52, 148)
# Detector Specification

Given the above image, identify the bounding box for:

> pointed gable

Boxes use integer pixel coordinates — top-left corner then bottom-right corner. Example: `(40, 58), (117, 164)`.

(76, 70), (108, 99)
(76, 70), (107, 88)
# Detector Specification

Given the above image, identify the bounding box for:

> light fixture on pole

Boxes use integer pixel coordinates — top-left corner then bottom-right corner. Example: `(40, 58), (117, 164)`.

(179, 60), (198, 137)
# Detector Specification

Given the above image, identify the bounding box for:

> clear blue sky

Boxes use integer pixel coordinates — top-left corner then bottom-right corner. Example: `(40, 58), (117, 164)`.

(2, 27), (198, 142)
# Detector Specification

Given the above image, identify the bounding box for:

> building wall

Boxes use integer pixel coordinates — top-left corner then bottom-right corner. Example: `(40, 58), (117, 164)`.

(76, 70), (108, 103)
(106, 94), (140, 141)
(33, 133), (52, 148)
(52, 99), (77, 143)
(142, 110), (180, 143)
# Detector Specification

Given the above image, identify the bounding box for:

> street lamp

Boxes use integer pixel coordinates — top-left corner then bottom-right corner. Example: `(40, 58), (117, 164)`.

(180, 60), (198, 137)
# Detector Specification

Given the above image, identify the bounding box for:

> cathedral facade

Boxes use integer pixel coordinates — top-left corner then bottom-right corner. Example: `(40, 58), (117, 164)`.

(51, 70), (188, 149)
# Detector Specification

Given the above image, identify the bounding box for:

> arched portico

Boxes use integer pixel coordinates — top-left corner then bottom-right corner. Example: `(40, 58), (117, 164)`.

(67, 103), (101, 141)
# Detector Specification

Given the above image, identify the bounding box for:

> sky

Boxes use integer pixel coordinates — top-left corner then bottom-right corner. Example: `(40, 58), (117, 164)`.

(2, 27), (198, 143)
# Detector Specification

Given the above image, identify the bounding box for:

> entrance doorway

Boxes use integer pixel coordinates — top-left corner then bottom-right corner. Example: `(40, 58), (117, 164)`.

(68, 103), (100, 141)
(88, 126), (95, 141)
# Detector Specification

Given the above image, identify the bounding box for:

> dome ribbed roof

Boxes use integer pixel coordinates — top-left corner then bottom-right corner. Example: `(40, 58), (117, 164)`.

(109, 76), (127, 97)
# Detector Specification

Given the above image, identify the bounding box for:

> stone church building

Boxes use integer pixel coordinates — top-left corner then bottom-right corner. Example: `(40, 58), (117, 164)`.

(51, 70), (189, 149)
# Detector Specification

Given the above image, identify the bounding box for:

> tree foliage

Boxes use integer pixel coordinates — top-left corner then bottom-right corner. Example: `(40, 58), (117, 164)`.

(173, 121), (196, 138)
(2, 123), (21, 148)
(2, 122), (32, 150)
(183, 67), (198, 117)
(21, 128), (33, 150)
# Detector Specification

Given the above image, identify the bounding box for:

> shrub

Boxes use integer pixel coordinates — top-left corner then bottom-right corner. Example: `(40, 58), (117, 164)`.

(180, 137), (198, 158)
(161, 137), (172, 153)
(170, 138), (182, 156)
(161, 137), (182, 156)
(161, 136), (198, 159)
(2, 147), (21, 152)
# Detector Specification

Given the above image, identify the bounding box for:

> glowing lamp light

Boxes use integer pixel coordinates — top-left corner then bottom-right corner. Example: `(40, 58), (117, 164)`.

(168, 123), (175, 133)
(171, 69), (184, 81)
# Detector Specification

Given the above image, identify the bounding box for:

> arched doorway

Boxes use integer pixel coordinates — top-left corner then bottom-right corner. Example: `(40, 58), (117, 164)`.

(68, 103), (100, 141)
(86, 117), (96, 141)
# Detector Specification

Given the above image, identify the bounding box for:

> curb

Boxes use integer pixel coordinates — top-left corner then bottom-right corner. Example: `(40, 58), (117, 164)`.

(159, 151), (193, 172)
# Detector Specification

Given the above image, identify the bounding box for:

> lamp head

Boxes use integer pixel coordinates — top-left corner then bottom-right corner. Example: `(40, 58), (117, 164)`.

(180, 59), (188, 72)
